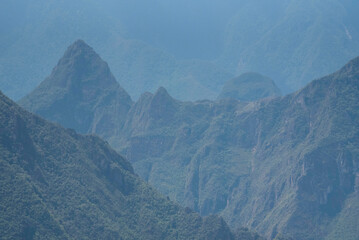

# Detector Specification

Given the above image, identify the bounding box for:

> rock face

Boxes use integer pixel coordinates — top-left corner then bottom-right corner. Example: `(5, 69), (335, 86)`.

(218, 72), (281, 101)
(0, 90), (243, 240)
(19, 40), (133, 138)
(21, 41), (359, 240)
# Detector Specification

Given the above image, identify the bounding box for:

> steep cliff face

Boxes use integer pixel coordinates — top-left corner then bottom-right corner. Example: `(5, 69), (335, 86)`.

(116, 57), (359, 239)
(221, 57), (359, 239)
(1, 90), (243, 240)
(20, 40), (359, 239)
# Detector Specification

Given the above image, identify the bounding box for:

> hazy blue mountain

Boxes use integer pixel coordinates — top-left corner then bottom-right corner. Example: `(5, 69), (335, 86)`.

(219, 0), (359, 93)
(2, 0), (359, 101)
(0, 0), (232, 101)
(218, 72), (281, 101)
(0, 89), (263, 239)
(21, 40), (359, 239)
(0, 0), (120, 100)
(105, 41), (232, 101)
(19, 40), (133, 139)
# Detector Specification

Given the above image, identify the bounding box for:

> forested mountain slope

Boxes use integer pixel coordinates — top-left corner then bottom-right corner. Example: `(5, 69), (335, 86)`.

(0, 89), (258, 239)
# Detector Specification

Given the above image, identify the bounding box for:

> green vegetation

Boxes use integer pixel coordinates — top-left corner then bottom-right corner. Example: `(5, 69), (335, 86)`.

(1, 91), (253, 239)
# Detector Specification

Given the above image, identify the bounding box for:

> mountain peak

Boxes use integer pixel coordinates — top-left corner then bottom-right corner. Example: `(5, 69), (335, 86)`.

(218, 72), (281, 101)
(338, 56), (359, 76)
(61, 39), (96, 62)
(65, 39), (93, 54)
(19, 41), (133, 134)
(147, 87), (178, 120)
(154, 86), (170, 97)
(71, 39), (90, 47)
(44, 39), (117, 90)
(152, 87), (177, 106)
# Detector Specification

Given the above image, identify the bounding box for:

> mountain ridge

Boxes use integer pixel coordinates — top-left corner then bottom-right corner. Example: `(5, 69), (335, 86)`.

(2, 0), (359, 101)
(1, 89), (261, 239)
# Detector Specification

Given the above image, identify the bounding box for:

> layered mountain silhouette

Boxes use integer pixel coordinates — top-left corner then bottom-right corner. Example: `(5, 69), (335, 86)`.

(0, 89), (265, 239)
(21, 41), (359, 239)
(2, 0), (359, 100)
(218, 72), (281, 101)
(0, 0), (232, 101)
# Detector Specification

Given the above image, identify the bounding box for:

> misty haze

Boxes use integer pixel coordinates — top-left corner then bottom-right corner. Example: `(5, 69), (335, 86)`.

(0, 1), (358, 239)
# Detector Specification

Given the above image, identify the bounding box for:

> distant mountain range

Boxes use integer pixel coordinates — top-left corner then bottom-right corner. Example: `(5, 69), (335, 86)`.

(20, 41), (359, 239)
(1, 0), (359, 100)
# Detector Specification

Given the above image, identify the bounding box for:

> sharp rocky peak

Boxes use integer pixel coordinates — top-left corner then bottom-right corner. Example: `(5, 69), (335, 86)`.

(152, 87), (175, 103)
(48, 39), (117, 90)
(19, 40), (133, 135)
(63, 39), (94, 58)
(143, 87), (179, 121)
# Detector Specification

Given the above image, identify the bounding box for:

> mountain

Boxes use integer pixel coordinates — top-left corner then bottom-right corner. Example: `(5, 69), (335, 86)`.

(0, 89), (257, 239)
(21, 41), (359, 239)
(107, 43), (232, 101)
(2, 0), (359, 101)
(19, 40), (133, 138)
(218, 72), (281, 101)
(219, 0), (359, 93)
(118, 57), (359, 240)
(0, 0), (232, 101)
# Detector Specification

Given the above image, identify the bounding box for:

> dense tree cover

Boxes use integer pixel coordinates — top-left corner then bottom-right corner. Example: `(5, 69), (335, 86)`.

(0, 91), (266, 239)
